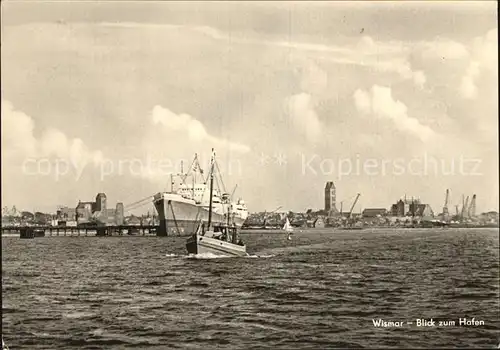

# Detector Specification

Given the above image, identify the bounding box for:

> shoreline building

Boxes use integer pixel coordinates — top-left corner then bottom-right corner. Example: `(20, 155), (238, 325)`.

(390, 197), (434, 220)
(362, 208), (387, 218)
(56, 206), (76, 221)
(76, 193), (124, 225)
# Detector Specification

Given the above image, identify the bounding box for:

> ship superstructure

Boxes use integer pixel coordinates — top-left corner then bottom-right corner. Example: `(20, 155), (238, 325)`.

(153, 153), (248, 236)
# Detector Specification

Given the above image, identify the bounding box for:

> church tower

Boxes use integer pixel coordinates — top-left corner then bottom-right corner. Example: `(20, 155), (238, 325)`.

(324, 182), (338, 213)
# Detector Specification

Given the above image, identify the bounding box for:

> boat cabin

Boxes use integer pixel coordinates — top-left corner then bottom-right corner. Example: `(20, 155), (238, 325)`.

(201, 223), (244, 246)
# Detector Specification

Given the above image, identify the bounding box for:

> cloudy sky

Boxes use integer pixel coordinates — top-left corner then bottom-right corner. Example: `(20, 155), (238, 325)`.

(1, 1), (498, 214)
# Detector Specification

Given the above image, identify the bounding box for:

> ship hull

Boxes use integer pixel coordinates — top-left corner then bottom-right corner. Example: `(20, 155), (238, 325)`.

(153, 193), (246, 236)
(186, 233), (247, 257)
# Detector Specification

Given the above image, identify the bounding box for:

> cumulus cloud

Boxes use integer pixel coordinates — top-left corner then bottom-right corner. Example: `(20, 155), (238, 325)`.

(284, 93), (322, 143)
(151, 105), (251, 153)
(412, 70), (427, 90)
(460, 28), (498, 99)
(3, 15), (497, 212)
(1, 100), (37, 156)
(353, 85), (435, 141)
(471, 28), (497, 72)
(409, 28), (497, 99)
(372, 57), (427, 90)
(1, 100), (104, 176)
(460, 61), (481, 99)
(40, 129), (104, 167)
(137, 105), (251, 182)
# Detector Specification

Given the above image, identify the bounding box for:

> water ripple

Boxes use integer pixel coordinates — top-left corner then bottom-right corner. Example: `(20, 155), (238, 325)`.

(2, 228), (499, 349)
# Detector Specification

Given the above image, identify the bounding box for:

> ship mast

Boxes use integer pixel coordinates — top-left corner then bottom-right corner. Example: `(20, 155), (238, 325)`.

(207, 148), (215, 229)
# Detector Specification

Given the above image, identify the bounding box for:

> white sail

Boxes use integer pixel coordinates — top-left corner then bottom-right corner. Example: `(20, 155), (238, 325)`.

(283, 217), (293, 233)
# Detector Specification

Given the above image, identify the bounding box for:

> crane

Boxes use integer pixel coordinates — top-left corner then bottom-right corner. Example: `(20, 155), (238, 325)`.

(262, 206), (283, 228)
(442, 189), (449, 220)
(348, 193), (361, 219)
(468, 194), (476, 218)
(265, 206), (282, 215)
(230, 184), (238, 200)
(461, 195), (469, 220)
(339, 193), (359, 218)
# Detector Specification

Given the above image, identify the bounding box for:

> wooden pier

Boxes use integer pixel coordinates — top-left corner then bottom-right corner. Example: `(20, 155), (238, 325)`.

(1, 224), (167, 237)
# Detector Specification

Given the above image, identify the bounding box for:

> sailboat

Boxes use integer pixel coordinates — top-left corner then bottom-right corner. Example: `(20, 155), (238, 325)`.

(283, 217), (293, 240)
(185, 149), (248, 257)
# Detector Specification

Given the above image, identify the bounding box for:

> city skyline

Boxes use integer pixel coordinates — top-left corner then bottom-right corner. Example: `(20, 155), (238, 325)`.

(1, 1), (498, 214)
(0, 185), (492, 219)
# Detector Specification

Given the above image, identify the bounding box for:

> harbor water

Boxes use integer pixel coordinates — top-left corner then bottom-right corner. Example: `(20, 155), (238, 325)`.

(2, 228), (499, 349)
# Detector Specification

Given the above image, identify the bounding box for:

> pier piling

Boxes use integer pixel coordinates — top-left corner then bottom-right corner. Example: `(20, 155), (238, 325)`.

(2, 224), (162, 238)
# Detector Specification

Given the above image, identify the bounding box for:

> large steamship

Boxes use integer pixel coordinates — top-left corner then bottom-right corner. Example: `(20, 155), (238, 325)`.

(153, 153), (248, 235)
